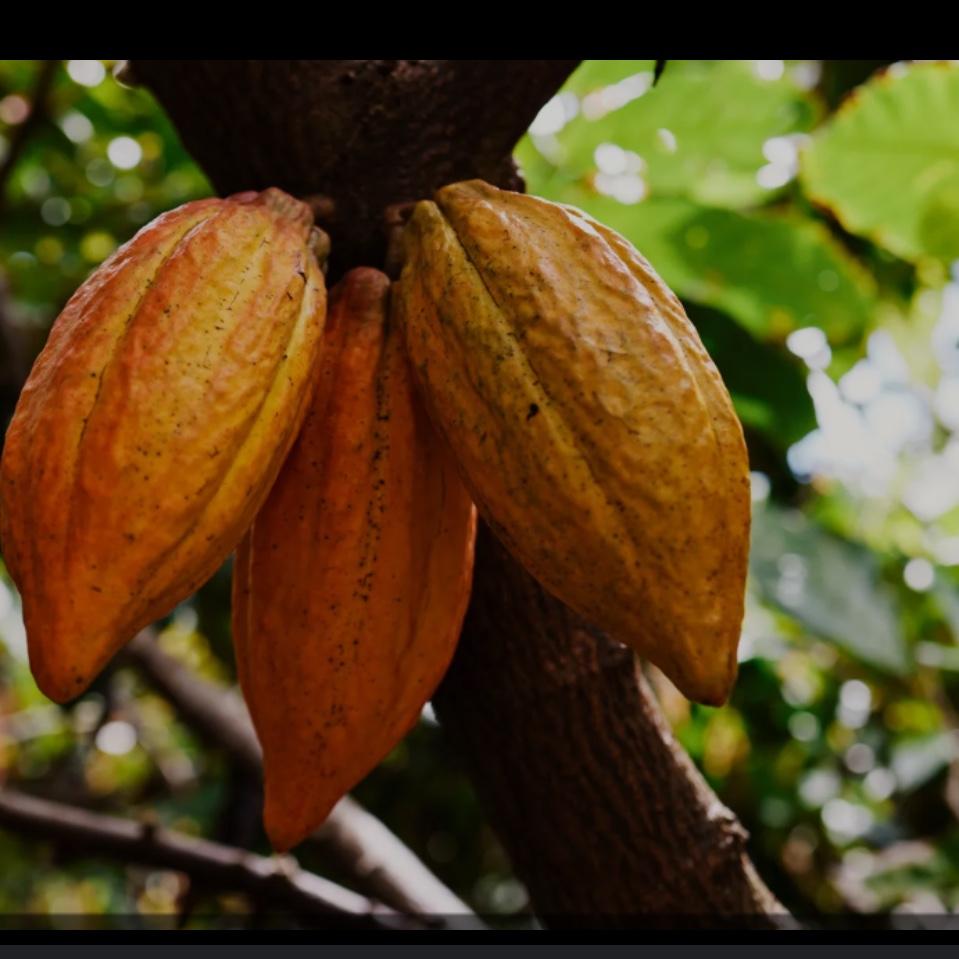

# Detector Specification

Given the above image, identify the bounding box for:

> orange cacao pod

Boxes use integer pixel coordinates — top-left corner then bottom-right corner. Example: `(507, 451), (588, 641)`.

(0, 189), (326, 703)
(392, 180), (750, 706)
(232, 267), (477, 851)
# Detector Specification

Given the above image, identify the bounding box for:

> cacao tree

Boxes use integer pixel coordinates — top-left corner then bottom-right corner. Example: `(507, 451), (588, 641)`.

(7, 58), (959, 929)
(117, 58), (786, 926)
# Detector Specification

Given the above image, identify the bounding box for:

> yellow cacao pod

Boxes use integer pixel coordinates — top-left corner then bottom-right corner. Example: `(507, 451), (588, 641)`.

(0, 189), (326, 703)
(233, 267), (476, 851)
(392, 179), (750, 706)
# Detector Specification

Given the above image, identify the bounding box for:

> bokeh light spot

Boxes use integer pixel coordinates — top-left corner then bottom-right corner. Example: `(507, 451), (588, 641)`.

(0, 94), (30, 125)
(755, 60), (785, 82)
(40, 197), (71, 227)
(107, 136), (143, 171)
(60, 111), (94, 144)
(903, 557), (935, 591)
(67, 60), (106, 88)
(95, 720), (137, 756)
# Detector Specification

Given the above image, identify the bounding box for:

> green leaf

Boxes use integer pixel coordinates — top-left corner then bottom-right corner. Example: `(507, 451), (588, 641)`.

(802, 62), (959, 261)
(560, 59), (656, 97)
(686, 304), (815, 447)
(891, 733), (957, 791)
(750, 502), (911, 675)
(535, 59), (818, 208)
(533, 187), (875, 343)
(932, 581), (959, 642)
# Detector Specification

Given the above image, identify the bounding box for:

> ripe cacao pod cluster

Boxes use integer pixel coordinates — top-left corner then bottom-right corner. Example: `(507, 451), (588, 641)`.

(0, 176), (750, 850)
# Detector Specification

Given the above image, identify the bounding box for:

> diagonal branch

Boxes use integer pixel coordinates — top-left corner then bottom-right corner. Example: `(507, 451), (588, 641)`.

(433, 526), (794, 927)
(0, 276), (28, 409)
(124, 630), (476, 923)
(0, 59), (58, 216)
(0, 787), (422, 929)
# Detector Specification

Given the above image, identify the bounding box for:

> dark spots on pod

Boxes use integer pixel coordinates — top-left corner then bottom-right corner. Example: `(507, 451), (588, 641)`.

(526, 403), (540, 422)
(90, 585), (102, 593)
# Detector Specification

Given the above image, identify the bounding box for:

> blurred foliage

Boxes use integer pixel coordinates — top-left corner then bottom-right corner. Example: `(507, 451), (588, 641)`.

(3, 59), (959, 928)
(802, 63), (959, 262)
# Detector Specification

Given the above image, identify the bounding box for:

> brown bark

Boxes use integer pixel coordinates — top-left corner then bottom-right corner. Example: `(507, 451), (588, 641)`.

(0, 59), (58, 217)
(132, 57), (788, 927)
(0, 787), (421, 929)
(433, 528), (789, 926)
(132, 59), (578, 281)
(124, 630), (476, 922)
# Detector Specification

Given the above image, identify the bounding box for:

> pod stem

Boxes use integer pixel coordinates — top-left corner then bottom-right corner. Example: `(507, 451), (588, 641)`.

(383, 201), (416, 280)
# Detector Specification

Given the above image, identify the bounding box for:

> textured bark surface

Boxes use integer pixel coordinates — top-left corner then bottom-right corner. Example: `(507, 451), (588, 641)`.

(133, 60), (578, 281)
(133, 57), (788, 926)
(433, 528), (788, 926)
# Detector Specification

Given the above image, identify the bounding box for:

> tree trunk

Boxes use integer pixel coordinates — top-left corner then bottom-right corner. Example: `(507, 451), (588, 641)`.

(131, 59), (577, 282)
(434, 527), (786, 926)
(132, 58), (788, 927)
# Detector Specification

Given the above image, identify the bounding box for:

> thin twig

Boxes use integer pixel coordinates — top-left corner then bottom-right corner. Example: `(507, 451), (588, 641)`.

(0, 59), (59, 216)
(0, 277), (27, 406)
(0, 787), (422, 928)
(124, 630), (478, 924)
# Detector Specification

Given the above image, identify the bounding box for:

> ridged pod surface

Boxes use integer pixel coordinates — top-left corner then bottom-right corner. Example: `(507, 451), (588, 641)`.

(232, 267), (477, 852)
(0, 189), (326, 703)
(393, 180), (750, 706)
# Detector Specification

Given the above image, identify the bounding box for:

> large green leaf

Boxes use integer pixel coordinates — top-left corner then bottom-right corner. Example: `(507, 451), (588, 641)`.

(750, 503), (911, 676)
(532, 187), (875, 343)
(931, 581), (959, 643)
(528, 59), (818, 208)
(891, 733), (957, 792)
(686, 305), (815, 447)
(802, 62), (959, 261)
(558, 59), (656, 97)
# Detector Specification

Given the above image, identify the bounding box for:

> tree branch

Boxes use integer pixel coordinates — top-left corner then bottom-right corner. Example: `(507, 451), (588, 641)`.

(433, 527), (794, 928)
(0, 59), (58, 216)
(131, 59), (579, 281)
(129, 58), (788, 926)
(124, 631), (476, 923)
(0, 276), (28, 414)
(0, 787), (421, 929)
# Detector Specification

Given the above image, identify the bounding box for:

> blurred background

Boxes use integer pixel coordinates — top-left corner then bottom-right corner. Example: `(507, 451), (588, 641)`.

(2, 58), (959, 927)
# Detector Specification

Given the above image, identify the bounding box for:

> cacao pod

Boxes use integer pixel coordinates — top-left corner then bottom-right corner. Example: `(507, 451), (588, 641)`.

(0, 189), (326, 703)
(392, 179), (750, 706)
(232, 267), (477, 852)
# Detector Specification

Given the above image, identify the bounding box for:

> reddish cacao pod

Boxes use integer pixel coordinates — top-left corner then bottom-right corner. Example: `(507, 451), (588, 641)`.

(233, 267), (477, 851)
(0, 189), (326, 702)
